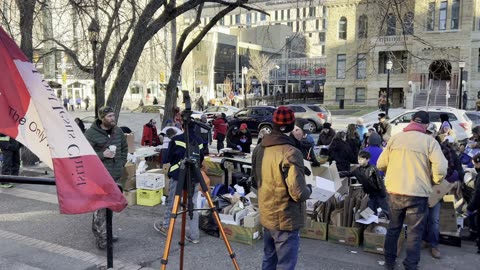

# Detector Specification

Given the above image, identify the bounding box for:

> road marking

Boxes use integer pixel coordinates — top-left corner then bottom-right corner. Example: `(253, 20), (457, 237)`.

(1, 188), (58, 204)
(0, 229), (154, 270)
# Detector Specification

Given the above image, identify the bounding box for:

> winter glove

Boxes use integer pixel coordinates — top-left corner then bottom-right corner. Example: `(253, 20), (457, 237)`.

(304, 166), (312, 176)
(466, 210), (476, 217)
(236, 145), (242, 151)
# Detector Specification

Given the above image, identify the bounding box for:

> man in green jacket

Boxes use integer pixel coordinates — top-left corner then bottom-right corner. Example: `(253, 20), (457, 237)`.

(252, 106), (312, 270)
(85, 106), (128, 249)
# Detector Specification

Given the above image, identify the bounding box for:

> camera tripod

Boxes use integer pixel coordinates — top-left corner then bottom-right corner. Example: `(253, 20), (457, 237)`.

(160, 92), (240, 270)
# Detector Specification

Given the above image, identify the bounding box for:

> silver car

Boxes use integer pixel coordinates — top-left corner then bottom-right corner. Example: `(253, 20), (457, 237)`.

(367, 106), (472, 141)
(286, 104), (332, 132)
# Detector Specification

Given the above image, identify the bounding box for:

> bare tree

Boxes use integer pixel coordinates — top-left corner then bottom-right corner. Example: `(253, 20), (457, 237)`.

(248, 54), (276, 97)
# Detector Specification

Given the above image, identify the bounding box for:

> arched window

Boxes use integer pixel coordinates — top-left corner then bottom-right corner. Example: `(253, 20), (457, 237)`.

(386, 13), (396, 36)
(358, 15), (368, 38)
(339, 17), (347, 40)
(403, 12), (414, 34)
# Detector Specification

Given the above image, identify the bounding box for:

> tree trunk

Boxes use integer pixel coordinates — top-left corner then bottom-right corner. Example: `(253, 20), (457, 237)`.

(15, 0), (35, 61)
(162, 64), (182, 127)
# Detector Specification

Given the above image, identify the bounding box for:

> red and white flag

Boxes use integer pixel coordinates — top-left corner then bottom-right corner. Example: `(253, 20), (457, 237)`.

(0, 26), (127, 214)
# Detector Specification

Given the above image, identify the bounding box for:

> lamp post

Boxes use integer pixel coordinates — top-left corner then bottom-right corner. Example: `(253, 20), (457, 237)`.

(385, 60), (393, 116)
(88, 19), (100, 119)
(242, 66), (248, 108)
(458, 61), (466, 109)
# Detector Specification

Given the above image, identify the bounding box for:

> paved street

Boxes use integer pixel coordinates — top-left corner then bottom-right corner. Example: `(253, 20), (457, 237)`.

(2, 108), (480, 269)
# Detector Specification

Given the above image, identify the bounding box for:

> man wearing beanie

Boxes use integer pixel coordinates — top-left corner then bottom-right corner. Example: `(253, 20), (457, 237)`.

(85, 106), (128, 249)
(252, 106), (312, 270)
(377, 110), (447, 270)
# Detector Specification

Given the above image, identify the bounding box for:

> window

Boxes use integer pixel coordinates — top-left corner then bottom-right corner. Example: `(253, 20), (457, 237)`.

(302, 21), (306, 31)
(316, 19), (320, 30)
(335, 88), (345, 102)
(287, 22), (293, 29)
(235, 14), (240, 25)
(260, 13), (266, 21)
(357, 54), (367, 79)
(130, 86), (140, 94)
(318, 32), (325, 42)
(288, 106), (306, 112)
(321, 45), (325, 55)
(378, 51), (408, 74)
(478, 49), (480, 72)
(296, 21), (299, 32)
(246, 13), (251, 24)
(386, 13), (396, 35)
(403, 12), (414, 34)
(236, 109), (248, 117)
(219, 18), (224, 26)
(287, 9), (290, 19)
(303, 7), (306, 18)
(339, 17), (347, 40)
(451, 0), (460, 30)
(281, 10), (284, 20)
(254, 12), (257, 23)
(275, 10), (278, 21)
(309, 33), (312, 37)
(323, 19), (327, 30)
(358, 15), (368, 38)
(355, 88), (366, 103)
(229, 15), (233, 25)
(337, 54), (346, 79)
(439, 1), (447, 30)
(309, 7), (316, 17)
(427, 2), (435, 31)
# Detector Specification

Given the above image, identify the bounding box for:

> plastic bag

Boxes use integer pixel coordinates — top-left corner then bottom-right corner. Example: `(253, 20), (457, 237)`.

(199, 211), (219, 237)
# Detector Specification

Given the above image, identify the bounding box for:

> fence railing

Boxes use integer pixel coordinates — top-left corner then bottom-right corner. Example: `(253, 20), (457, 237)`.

(0, 175), (115, 268)
(247, 92), (324, 106)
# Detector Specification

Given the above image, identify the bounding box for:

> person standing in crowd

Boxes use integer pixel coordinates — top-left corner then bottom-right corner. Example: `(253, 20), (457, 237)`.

(346, 123), (361, 157)
(69, 97), (75, 112)
(364, 133), (383, 167)
(63, 97), (69, 111)
(468, 154), (480, 254)
(141, 119), (161, 146)
(173, 107), (182, 129)
(84, 96), (90, 111)
(85, 106), (128, 249)
(75, 117), (86, 133)
(439, 113), (452, 129)
(356, 117), (368, 143)
(195, 114), (212, 155)
(339, 151), (389, 218)
(0, 133), (21, 188)
(291, 119), (320, 167)
(76, 96), (82, 110)
(377, 111), (447, 270)
(377, 113), (391, 144)
(316, 122), (336, 146)
(159, 120), (183, 165)
(252, 106), (312, 270)
(212, 113), (228, 153)
(329, 131), (357, 172)
(153, 96), (158, 105)
(154, 121), (204, 244)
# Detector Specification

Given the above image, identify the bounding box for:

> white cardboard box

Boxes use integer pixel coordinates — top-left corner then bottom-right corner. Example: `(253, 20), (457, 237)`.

(219, 208), (248, 225)
(136, 172), (165, 190)
(310, 176), (337, 201)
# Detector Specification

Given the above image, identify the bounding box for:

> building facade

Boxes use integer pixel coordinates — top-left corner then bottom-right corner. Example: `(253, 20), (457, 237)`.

(324, 0), (480, 109)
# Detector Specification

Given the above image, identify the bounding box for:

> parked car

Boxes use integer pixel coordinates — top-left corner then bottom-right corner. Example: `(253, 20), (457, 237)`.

(366, 106), (472, 141)
(466, 111), (480, 127)
(227, 106), (276, 134)
(285, 104), (332, 132)
(193, 105), (240, 124)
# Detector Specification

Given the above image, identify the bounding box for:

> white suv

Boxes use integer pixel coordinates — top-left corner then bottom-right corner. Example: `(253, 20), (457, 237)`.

(369, 107), (472, 141)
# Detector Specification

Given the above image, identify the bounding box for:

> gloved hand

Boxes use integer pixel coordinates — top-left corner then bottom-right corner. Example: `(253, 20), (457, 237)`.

(236, 145), (242, 151)
(306, 184), (313, 194)
(304, 166), (311, 176)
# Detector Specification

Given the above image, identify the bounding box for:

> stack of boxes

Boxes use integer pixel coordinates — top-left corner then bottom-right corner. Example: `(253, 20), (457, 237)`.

(136, 169), (165, 206)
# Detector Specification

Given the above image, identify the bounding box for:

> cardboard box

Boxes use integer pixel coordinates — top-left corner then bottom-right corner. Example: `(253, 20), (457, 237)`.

(124, 176), (136, 191)
(222, 223), (262, 245)
(308, 163), (344, 201)
(136, 172), (165, 190)
(219, 208), (248, 225)
(125, 133), (135, 153)
(428, 181), (454, 207)
(123, 190), (137, 206)
(244, 212), (260, 228)
(363, 222), (404, 255)
(440, 195), (457, 233)
(300, 217), (328, 241)
(310, 176), (336, 201)
(328, 225), (363, 246)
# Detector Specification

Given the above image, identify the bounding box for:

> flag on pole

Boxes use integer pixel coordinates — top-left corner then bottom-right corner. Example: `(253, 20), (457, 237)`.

(0, 26), (127, 214)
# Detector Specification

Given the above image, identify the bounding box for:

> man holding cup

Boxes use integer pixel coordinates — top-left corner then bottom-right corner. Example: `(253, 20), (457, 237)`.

(85, 106), (128, 249)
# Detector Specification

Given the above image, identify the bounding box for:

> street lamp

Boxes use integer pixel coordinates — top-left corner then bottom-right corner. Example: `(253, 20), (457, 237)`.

(274, 65), (280, 106)
(385, 60), (393, 116)
(242, 66), (248, 108)
(458, 61), (466, 109)
(88, 19), (100, 119)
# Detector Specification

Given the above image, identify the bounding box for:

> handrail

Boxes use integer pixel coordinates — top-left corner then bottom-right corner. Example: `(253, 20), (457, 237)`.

(0, 175), (114, 268)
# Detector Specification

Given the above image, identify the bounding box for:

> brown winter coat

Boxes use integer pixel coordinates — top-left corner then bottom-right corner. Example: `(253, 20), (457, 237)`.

(252, 131), (311, 231)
